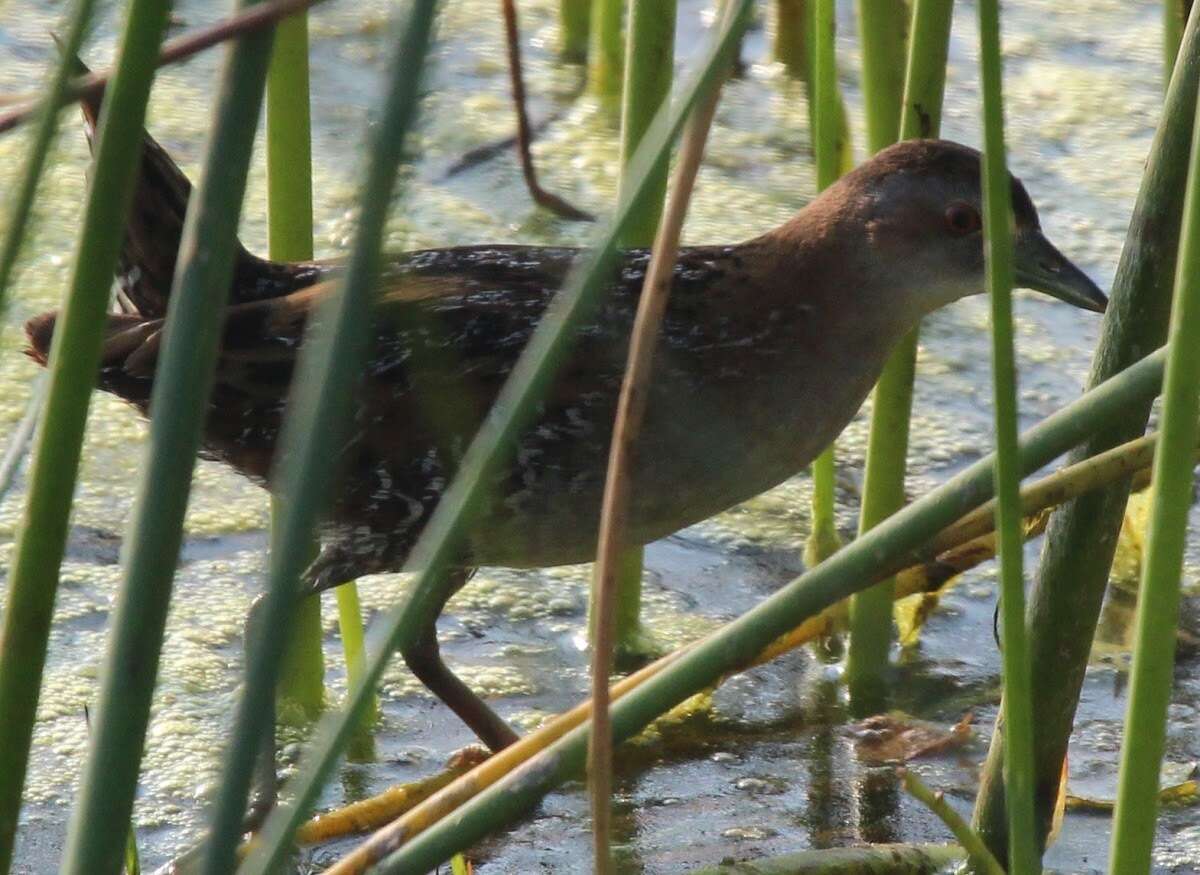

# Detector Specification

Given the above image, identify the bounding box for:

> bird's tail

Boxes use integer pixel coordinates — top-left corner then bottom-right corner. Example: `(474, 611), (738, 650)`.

(82, 81), (189, 319)
(25, 57), (319, 395)
(24, 307), (160, 407)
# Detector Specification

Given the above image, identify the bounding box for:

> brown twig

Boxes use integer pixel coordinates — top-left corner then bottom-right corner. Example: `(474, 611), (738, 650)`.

(0, 0), (332, 136)
(500, 0), (592, 221)
(586, 53), (727, 875)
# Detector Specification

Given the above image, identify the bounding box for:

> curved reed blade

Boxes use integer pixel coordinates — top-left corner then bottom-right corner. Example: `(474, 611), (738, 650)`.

(0, 2), (172, 869)
(58, 3), (278, 873)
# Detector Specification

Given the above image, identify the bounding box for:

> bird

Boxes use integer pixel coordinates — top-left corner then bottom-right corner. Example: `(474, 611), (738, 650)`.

(24, 90), (1107, 753)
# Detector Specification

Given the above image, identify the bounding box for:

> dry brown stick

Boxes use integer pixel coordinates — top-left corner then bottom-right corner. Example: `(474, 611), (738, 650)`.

(586, 65), (726, 875)
(500, 0), (593, 221)
(0, 0), (332, 136)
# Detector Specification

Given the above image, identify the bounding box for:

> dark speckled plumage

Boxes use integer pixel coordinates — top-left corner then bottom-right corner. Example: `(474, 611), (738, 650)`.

(23, 92), (1106, 751)
(25, 107), (1108, 594)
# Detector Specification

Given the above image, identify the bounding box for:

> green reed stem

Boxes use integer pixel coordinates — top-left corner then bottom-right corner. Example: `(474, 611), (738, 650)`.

(692, 843), (964, 874)
(805, 0), (843, 568)
(0, 0), (97, 317)
(977, 2), (1037, 871)
(266, 9), (327, 724)
(618, 0), (676, 248)
(772, 0), (806, 73)
(847, 0), (940, 715)
(855, 0), (907, 155)
(0, 3), (172, 870)
(241, 7), (754, 870)
(266, 11), (313, 260)
(1107, 74), (1200, 875)
(588, 0), (623, 100)
(901, 771), (1004, 875)
(774, 0), (854, 176)
(560, 0), (591, 61)
(1165, 0), (1191, 82)
(277, 590), (324, 722)
(896, 1), (953, 144)
(810, 0), (840, 214)
(123, 826), (141, 875)
(335, 583), (374, 722)
(203, 4), (441, 872)
(57, 5), (273, 874)
(379, 341), (1171, 875)
(589, 0), (679, 662)
(972, 6), (1200, 862)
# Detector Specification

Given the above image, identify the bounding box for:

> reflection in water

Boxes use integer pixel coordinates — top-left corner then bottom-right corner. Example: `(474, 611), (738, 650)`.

(802, 653), (850, 848)
(857, 767), (900, 846)
(611, 768), (647, 875)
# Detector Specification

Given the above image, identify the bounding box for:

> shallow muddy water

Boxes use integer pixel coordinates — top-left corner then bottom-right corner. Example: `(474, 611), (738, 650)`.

(1, 0), (1199, 872)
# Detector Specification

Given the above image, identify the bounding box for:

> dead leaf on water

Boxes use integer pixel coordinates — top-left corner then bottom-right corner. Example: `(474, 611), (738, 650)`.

(848, 711), (974, 765)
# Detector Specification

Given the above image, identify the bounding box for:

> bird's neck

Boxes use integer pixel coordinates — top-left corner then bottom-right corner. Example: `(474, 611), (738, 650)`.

(740, 202), (927, 341)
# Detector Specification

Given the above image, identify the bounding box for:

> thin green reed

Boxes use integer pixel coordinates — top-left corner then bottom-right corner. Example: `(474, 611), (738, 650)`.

(1108, 79), (1200, 875)
(1165, 0), (1191, 80)
(381, 337), (1172, 874)
(845, 0), (925, 713)
(978, 1), (1037, 871)
(590, 0), (679, 661)
(773, 0), (806, 73)
(0, 2), (172, 869)
(972, 7), (1200, 859)
(805, 0), (842, 568)
(242, 6), (754, 869)
(560, 0), (590, 61)
(772, 0), (853, 173)
(267, 9), (325, 723)
(618, 0), (676, 247)
(848, 0), (952, 710)
(855, 0), (906, 154)
(58, 5), (277, 874)
(0, 0), (97, 317)
(589, 0), (623, 99)
(265, 8), (376, 730)
(202, 3), (441, 872)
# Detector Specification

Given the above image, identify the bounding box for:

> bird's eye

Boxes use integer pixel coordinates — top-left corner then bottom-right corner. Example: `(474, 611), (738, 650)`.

(944, 202), (981, 236)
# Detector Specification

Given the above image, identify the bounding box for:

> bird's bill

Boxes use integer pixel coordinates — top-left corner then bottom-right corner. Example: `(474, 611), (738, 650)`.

(1014, 229), (1108, 313)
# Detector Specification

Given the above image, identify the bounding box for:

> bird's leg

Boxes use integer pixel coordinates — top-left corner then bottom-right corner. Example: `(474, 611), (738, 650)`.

(399, 566), (520, 752)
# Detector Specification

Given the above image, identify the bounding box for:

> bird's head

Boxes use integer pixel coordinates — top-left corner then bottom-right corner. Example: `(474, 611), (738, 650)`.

(831, 139), (1107, 316)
